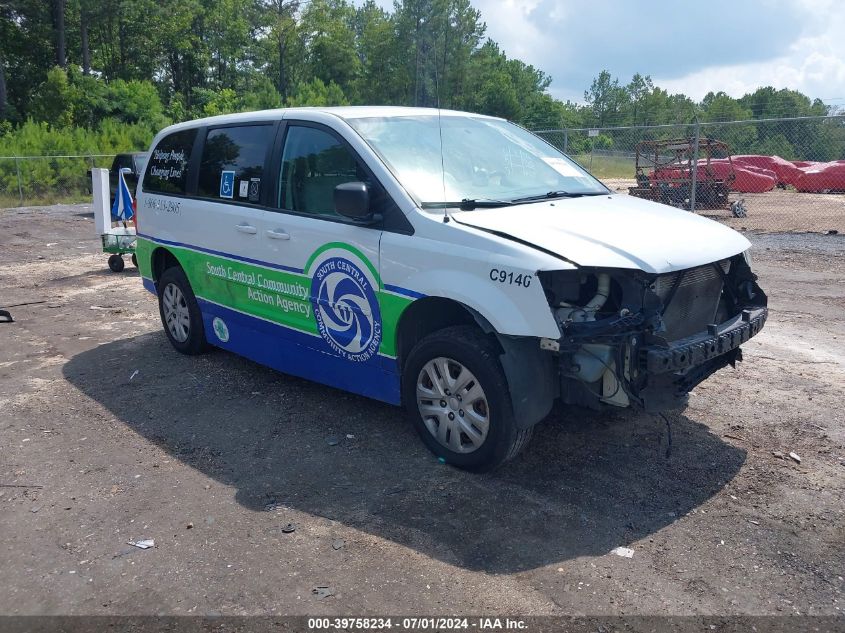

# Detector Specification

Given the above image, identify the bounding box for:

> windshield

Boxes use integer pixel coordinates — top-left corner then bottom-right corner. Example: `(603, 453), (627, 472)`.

(346, 114), (608, 207)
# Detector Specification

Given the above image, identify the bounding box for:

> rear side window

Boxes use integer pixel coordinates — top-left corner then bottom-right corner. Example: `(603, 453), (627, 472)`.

(143, 129), (197, 194)
(197, 125), (273, 202)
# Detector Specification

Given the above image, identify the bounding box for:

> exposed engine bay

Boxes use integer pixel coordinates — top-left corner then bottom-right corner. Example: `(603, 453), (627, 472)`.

(538, 252), (768, 411)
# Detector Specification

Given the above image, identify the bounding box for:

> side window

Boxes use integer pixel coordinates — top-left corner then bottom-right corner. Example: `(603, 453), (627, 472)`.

(197, 125), (273, 202)
(134, 154), (148, 175)
(114, 155), (133, 172)
(278, 125), (366, 217)
(143, 129), (197, 195)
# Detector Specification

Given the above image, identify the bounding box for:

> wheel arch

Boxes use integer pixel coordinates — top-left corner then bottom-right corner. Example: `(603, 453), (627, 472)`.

(394, 297), (481, 372)
(150, 247), (183, 283)
(395, 296), (556, 429)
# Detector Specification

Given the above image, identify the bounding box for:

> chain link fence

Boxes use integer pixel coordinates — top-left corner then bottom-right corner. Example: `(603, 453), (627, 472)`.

(2, 116), (844, 234)
(535, 115), (845, 234)
(0, 154), (116, 208)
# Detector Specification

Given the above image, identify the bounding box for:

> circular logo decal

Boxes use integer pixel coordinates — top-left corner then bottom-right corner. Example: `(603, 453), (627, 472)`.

(212, 317), (229, 342)
(311, 257), (381, 362)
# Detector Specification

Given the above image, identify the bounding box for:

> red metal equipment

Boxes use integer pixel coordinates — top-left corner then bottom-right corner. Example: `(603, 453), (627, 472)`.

(629, 137), (736, 210)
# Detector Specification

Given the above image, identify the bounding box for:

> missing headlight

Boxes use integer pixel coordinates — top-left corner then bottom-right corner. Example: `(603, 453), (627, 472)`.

(538, 269), (625, 323)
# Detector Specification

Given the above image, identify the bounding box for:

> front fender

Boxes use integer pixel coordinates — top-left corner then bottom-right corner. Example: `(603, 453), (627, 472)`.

(397, 268), (560, 339)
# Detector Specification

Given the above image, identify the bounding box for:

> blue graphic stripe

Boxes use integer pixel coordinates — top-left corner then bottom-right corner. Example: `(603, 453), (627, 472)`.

(197, 298), (401, 405)
(136, 233), (303, 274)
(384, 284), (425, 299)
(197, 294), (320, 340)
(197, 294), (397, 359)
(142, 277), (156, 294)
(137, 233), (424, 299)
(143, 274), (399, 360)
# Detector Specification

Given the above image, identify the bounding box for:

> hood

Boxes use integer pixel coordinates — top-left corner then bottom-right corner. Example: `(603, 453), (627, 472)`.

(452, 194), (750, 274)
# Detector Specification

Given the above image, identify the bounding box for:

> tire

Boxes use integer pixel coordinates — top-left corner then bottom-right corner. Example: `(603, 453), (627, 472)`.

(108, 254), (124, 273)
(402, 325), (533, 472)
(157, 266), (208, 355)
(131, 253), (138, 268)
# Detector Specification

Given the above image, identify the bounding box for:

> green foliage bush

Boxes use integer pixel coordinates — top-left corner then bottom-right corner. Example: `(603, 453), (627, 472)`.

(0, 67), (168, 202)
(28, 66), (169, 131)
(287, 79), (350, 108)
(0, 118), (158, 202)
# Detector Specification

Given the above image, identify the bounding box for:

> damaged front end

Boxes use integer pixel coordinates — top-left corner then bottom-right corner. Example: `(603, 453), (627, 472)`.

(538, 253), (768, 412)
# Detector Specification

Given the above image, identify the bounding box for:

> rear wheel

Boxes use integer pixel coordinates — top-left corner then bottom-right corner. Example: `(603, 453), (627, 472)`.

(402, 325), (532, 471)
(157, 266), (208, 355)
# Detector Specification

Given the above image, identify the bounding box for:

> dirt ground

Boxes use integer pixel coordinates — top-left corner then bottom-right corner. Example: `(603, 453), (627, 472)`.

(603, 178), (845, 234)
(1, 204), (844, 617)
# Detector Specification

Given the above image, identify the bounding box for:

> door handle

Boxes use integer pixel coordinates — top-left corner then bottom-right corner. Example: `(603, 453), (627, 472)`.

(235, 223), (257, 234)
(266, 229), (290, 240)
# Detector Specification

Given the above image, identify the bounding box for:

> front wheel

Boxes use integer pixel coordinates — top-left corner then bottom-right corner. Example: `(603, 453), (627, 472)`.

(402, 325), (532, 471)
(157, 266), (208, 355)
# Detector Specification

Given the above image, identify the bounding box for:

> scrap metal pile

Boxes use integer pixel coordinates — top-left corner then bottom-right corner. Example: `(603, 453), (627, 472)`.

(630, 137), (845, 213)
(629, 138), (737, 210)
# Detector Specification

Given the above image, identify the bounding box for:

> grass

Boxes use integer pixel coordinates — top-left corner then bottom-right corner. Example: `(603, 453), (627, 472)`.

(0, 191), (92, 210)
(571, 154), (635, 180)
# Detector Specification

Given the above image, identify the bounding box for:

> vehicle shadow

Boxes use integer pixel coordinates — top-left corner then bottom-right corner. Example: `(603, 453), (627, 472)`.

(62, 332), (746, 574)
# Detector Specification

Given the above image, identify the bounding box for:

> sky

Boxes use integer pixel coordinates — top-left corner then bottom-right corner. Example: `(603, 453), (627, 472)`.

(368, 0), (845, 108)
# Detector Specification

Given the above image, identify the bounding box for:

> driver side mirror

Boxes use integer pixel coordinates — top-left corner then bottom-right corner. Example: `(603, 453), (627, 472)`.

(334, 182), (374, 222)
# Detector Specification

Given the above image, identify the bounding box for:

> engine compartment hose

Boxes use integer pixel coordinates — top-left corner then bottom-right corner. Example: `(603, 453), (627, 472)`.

(585, 273), (611, 312)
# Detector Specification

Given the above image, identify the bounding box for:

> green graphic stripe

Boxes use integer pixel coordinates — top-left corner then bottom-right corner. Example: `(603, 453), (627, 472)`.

(135, 238), (154, 280)
(305, 241), (382, 287)
(135, 237), (412, 357)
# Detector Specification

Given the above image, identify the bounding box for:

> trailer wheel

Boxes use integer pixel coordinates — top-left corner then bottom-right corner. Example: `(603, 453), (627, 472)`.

(108, 254), (125, 273)
(131, 253), (138, 268)
(731, 199), (748, 218)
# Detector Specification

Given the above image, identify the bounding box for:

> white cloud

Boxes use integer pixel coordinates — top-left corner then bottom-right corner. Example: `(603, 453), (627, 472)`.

(472, 0), (845, 106)
(475, 0), (551, 64)
(656, 1), (845, 104)
(357, 0), (845, 108)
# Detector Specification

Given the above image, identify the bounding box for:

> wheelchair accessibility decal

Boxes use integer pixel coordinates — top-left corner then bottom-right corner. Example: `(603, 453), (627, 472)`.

(219, 171), (235, 199)
(311, 255), (382, 363)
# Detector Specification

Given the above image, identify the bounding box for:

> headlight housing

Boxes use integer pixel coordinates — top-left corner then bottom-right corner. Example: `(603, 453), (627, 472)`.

(742, 248), (753, 270)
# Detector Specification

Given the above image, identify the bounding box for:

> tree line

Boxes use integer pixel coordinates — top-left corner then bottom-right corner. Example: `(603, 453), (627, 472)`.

(1, 0), (842, 161)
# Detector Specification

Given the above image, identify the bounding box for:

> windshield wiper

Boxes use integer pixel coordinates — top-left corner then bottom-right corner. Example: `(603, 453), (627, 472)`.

(421, 198), (514, 210)
(511, 190), (605, 203)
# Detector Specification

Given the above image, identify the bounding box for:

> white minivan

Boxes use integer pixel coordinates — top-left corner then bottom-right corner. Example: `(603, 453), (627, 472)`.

(135, 107), (767, 471)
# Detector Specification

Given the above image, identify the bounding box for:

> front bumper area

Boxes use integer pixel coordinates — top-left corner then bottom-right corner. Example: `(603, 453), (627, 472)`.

(557, 306), (768, 413)
(548, 253), (769, 413)
(642, 307), (768, 375)
(634, 306), (767, 411)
